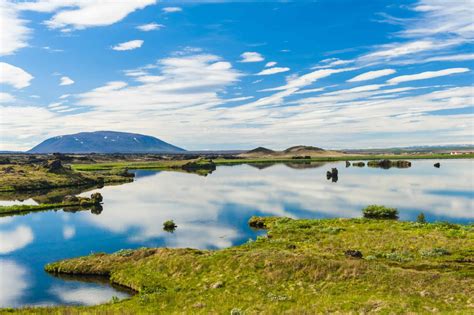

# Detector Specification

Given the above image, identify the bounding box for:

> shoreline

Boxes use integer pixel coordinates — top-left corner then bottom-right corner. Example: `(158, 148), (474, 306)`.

(5, 215), (472, 313)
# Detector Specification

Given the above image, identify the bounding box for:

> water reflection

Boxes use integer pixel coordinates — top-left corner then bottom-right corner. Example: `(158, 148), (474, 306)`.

(0, 159), (472, 308)
(0, 259), (29, 307)
(0, 225), (34, 254)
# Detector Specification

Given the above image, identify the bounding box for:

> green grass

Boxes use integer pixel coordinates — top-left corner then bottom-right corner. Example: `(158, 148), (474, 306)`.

(0, 164), (133, 192)
(8, 216), (473, 314)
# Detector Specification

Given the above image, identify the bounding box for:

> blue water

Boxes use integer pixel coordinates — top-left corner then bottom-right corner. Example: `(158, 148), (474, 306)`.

(0, 160), (473, 307)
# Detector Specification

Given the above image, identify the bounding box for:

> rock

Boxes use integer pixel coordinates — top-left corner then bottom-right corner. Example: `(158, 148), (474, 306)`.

(211, 281), (224, 289)
(434, 162), (441, 168)
(344, 250), (363, 259)
(367, 160), (411, 169)
(3, 166), (14, 173)
(43, 159), (65, 173)
(63, 195), (79, 203)
(91, 192), (103, 203)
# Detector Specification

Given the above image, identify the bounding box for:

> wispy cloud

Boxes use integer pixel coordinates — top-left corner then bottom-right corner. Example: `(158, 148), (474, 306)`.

(136, 23), (164, 31)
(112, 40), (144, 51)
(162, 7), (182, 13)
(0, 62), (33, 88)
(0, 2), (31, 55)
(387, 68), (470, 84)
(347, 69), (396, 82)
(257, 67), (290, 76)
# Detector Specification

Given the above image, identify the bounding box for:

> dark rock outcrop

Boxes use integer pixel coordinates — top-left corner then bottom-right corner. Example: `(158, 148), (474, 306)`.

(367, 160), (411, 169)
(344, 250), (363, 259)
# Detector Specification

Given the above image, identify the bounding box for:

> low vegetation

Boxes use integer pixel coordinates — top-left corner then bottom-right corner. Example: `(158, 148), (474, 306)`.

(0, 193), (103, 215)
(6, 212), (472, 314)
(0, 162), (132, 192)
(362, 205), (399, 219)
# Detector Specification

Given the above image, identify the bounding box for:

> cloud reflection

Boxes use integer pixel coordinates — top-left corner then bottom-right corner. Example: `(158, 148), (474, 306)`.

(79, 161), (473, 250)
(0, 259), (29, 307)
(0, 225), (34, 254)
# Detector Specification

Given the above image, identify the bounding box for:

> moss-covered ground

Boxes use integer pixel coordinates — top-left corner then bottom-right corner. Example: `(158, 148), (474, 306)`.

(0, 164), (132, 192)
(6, 216), (473, 314)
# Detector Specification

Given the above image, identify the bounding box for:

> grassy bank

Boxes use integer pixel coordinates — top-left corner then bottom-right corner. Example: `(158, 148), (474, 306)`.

(0, 164), (133, 192)
(7, 216), (473, 314)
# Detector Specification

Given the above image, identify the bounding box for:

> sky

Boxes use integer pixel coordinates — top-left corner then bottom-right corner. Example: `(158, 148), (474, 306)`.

(0, 0), (473, 151)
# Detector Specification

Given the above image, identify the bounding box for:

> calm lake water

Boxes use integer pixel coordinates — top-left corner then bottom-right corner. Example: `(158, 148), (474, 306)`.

(0, 160), (473, 307)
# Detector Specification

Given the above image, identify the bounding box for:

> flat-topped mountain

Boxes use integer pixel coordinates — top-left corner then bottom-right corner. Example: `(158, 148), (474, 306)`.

(28, 131), (185, 153)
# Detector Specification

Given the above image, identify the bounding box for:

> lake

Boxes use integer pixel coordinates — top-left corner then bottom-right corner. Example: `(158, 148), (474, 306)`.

(0, 160), (473, 307)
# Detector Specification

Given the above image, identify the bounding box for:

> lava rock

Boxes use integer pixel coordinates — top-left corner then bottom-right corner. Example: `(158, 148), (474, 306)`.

(344, 250), (363, 259)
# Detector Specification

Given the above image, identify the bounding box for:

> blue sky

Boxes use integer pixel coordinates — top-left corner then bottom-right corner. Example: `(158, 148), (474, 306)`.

(0, 0), (473, 151)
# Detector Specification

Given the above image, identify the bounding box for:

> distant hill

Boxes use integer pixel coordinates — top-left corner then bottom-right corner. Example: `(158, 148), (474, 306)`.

(239, 145), (344, 158)
(28, 131), (185, 154)
(283, 145), (325, 153)
(247, 147), (275, 154)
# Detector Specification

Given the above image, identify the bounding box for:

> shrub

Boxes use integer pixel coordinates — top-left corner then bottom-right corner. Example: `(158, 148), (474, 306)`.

(416, 212), (426, 224)
(420, 248), (451, 257)
(163, 220), (177, 232)
(362, 205), (399, 220)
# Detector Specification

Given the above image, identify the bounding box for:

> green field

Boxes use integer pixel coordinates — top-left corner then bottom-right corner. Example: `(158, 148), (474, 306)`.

(7, 215), (473, 314)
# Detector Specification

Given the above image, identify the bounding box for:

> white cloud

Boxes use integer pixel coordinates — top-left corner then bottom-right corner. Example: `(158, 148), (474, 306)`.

(257, 67), (290, 76)
(265, 61), (277, 67)
(112, 40), (144, 51)
(162, 7), (182, 13)
(0, 92), (15, 103)
(347, 69), (396, 82)
(59, 76), (74, 86)
(0, 1), (31, 55)
(387, 68), (470, 84)
(0, 62), (33, 88)
(240, 52), (264, 63)
(18, 0), (156, 30)
(136, 22), (164, 31)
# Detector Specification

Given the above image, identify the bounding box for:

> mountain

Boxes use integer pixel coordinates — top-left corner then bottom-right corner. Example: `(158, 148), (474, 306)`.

(247, 147), (275, 154)
(28, 131), (185, 153)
